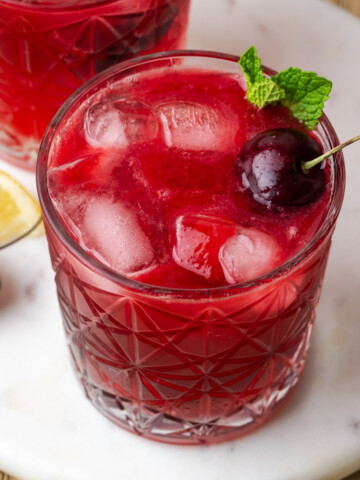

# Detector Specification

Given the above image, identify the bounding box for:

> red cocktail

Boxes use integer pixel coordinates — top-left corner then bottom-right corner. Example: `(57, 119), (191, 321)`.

(37, 51), (345, 444)
(0, 0), (190, 170)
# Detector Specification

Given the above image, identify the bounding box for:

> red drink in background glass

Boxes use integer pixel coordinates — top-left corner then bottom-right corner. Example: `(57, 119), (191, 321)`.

(37, 51), (345, 444)
(0, 0), (190, 170)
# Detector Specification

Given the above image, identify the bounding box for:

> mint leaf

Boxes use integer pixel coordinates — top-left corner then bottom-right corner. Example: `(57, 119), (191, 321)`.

(238, 46), (332, 129)
(239, 46), (286, 108)
(272, 68), (332, 130)
(238, 46), (263, 85)
(247, 78), (286, 108)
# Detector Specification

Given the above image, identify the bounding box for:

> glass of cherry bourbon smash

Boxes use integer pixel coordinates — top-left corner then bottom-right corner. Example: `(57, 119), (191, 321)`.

(0, 0), (190, 170)
(37, 51), (345, 444)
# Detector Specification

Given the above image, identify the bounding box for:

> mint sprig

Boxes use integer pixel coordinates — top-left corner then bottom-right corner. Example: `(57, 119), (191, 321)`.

(273, 68), (332, 130)
(239, 45), (263, 85)
(246, 78), (286, 109)
(239, 46), (285, 108)
(238, 46), (332, 130)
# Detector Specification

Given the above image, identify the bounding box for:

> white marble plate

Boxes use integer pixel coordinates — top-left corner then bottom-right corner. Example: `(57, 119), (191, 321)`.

(1, 0), (360, 479)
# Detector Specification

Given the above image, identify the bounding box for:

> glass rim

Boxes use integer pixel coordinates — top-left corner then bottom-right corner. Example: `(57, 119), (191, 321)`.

(36, 49), (346, 299)
(0, 0), (125, 10)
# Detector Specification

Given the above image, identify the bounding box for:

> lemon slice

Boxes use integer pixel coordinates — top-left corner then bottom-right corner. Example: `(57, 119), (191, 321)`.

(0, 170), (43, 248)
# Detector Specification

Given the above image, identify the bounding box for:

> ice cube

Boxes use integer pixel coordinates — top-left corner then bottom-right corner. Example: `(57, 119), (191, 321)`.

(48, 155), (100, 241)
(83, 199), (155, 275)
(172, 215), (238, 281)
(85, 99), (158, 148)
(219, 228), (282, 284)
(156, 101), (235, 151)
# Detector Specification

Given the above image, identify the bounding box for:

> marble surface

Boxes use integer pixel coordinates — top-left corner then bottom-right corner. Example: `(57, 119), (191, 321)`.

(1, 0), (360, 479)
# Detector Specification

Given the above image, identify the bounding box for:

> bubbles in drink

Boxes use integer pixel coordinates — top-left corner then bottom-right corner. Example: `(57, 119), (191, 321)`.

(219, 228), (282, 284)
(84, 99), (158, 148)
(49, 66), (329, 290)
(156, 101), (235, 151)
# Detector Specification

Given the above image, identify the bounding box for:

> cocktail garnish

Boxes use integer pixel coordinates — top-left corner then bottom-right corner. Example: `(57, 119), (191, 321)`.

(237, 127), (360, 209)
(237, 128), (326, 209)
(239, 46), (332, 130)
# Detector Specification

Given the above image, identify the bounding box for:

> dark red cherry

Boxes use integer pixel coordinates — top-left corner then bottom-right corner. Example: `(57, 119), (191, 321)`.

(237, 128), (326, 208)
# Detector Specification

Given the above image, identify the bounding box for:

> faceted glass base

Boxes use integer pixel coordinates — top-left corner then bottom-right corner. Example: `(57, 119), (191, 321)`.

(74, 350), (310, 444)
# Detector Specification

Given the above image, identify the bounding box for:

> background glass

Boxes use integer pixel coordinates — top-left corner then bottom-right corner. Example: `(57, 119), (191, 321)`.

(0, 0), (191, 170)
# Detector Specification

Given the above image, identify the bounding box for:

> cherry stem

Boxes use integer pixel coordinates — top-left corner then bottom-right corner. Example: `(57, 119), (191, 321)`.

(302, 134), (360, 174)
